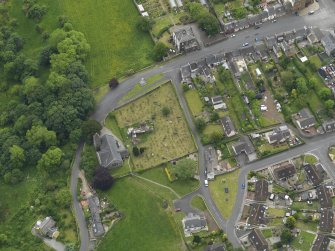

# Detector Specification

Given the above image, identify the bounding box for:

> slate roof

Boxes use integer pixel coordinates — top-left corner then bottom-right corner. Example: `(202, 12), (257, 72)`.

(265, 36), (276, 49)
(183, 213), (207, 230)
(38, 217), (56, 237)
(180, 64), (191, 80)
(173, 26), (196, 44)
(319, 209), (334, 233)
(211, 96), (223, 105)
(88, 196), (105, 237)
(296, 108), (316, 129)
(323, 120), (335, 133)
(304, 164), (322, 186)
(206, 54), (217, 66)
(312, 234), (330, 251)
(274, 163), (296, 180)
(248, 229), (269, 251)
(321, 32), (335, 55)
(248, 203), (267, 225)
(317, 185), (333, 209)
(221, 116), (236, 137)
(255, 180), (269, 202)
(204, 243), (226, 251)
(268, 125), (291, 144)
(232, 139), (253, 155)
(97, 134), (123, 168)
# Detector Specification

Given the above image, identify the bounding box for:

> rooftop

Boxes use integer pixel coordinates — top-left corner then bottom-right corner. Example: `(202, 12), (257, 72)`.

(319, 209), (334, 233)
(273, 163), (296, 180)
(304, 164), (322, 186)
(254, 180), (269, 202)
(312, 234), (330, 251)
(248, 203), (267, 225)
(248, 229), (269, 251)
(317, 185), (333, 209)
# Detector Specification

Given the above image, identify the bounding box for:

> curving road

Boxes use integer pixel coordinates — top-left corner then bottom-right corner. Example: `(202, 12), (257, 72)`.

(72, 1), (335, 249)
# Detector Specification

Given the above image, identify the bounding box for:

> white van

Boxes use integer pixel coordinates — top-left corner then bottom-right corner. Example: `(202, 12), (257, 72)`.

(204, 180), (208, 187)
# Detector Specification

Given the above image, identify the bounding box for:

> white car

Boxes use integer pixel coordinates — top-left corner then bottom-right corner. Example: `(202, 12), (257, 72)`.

(242, 42), (249, 47)
(231, 34), (236, 38)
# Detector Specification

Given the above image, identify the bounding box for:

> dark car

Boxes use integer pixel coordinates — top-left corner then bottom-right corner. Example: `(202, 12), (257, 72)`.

(241, 183), (245, 189)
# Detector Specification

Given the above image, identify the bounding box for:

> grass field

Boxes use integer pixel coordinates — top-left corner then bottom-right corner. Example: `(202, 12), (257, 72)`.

(185, 89), (204, 117)
(291, 231), (316, 251)
(115, 83), (196, 169)
(190, 195), (207, 211)
(11, 0), (154, 88)
(140, 165), (199, 196)
(209, 169), (240, 219)
(97, 177), (185, 251)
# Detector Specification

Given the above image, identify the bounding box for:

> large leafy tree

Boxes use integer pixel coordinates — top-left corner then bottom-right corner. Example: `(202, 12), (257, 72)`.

(37, 147), (63, 173)
(26, 125), (57, 150)
(92, 167), (114, 191)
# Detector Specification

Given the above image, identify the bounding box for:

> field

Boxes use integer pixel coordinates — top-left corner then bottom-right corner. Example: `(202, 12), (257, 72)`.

(11, 0), (154, 88)
(97, 177), (185, 251)
(115, 82), (196, 169)
(291, 231), (316, 251)
(185, 89), (204, 117)
(209, 170), (240, 219)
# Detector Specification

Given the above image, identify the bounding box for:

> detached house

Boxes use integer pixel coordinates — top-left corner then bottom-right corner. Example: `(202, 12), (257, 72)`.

(321, 32), (335, 57)
(182, 213), (208, 237)
(221, 116), (236, 137)
(171, 26), (200, 53)
(266, 125), (291, 144)
(295, 108), (316, 130)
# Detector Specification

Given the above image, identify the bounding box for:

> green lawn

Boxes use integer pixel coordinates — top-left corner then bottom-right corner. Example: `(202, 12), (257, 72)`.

(191, 195), (207, 211)
(258, 143), (289, 157)
(140, 166), (199, 196)
(304, 154), (318, 165)
(105, 114), (124, 140)
(309, 55), (322, 68)
(97, 177), (185, 251)
(203, 124), (223, 138)
(209, 169), (240, 219)
(267, 208), (285, 217)
(115, 82), (196, 170)
(292, 201), (319, 211)
(261, 229), (272, 239)
(185, 89), (204, 117)
(291, 231), (316, 251)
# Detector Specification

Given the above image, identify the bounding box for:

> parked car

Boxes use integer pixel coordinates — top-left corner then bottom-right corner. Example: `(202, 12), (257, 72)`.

(272, 19), (277, 23)
(255, 26), (260, 29)
(308, 11), (315, 15)
(242, 42), (249, 47)
(175, 208), (181, 212)
(204, 179), (208, 187)
(231, 34), (236, 38)
(241, 183), (245, 189)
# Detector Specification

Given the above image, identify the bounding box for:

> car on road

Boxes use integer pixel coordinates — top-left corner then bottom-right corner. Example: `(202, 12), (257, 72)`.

(241, 183), (245, 189)
(204, 179), (208, 187)
(175, 208), (181, 212)
(272, 19), (277, 23)
(308, 11), (315, 15)
(242, 42), (249, 47)
(255, 26), (260, 29)
(204, 169), (207, 176)
(231, 34), (236, 38)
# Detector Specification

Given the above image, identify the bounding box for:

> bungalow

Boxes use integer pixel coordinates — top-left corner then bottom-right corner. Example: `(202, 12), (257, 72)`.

(232, 136), (257, 162)
(312, 234), (330, 251)
(221, 116), (236, 137)
(180, 64), (192, 83)
(321, 32), (335, 57)
(304, 164), (322, 186)
(248, 229), (269, 251)
(319, 209), (334, 233)
(171, 26), (200, 53)
(317, 185), (333, 209)
(295, 108), (316, 130)
(248, 203), (267, 225)
(34, 217), (59, 239)
(211, 96), (223, 105)
(182, 213), (208, 237)
(273, 162), (296, 181)
(88, 196), (105, 237)
(266, 125), (291, 144)
(94, 133), (129, 169)
(254, 180), (269, 202)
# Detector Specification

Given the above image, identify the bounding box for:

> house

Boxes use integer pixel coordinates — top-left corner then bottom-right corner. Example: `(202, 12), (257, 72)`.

(232, 136), (257, 162)
(182, 213), (208, 237)
(94, 133), (128, 169)
(321, 32), (335, 57)
(317, 185), (333, 209)
(221, 116), (236, 137)
(206, 54), (217, 67)
(295, 27), (308, 42)
(304, 164), (322, 186)
(88, 196), (105, 237)
(319, 209), (334, 233)
(34, 217), (59, 238)
(180, 64), (192, 83)
(295, 108), (316, 130)
(254, 180), (269, 202)
(312, 234), (330, 251)
(248, 204), (267, 225)
(254, 42), (269, 61)
(264, 35), (277, 50)
(323, 120), (335, 133)
(266, 125), (291, 144)
(223, 21), (235, 34)
(281, 40), (297, 56)
(273, 162), (296, 180)
(284, 0), (313, 11)
(248, 229), (269, 251)
(211, 96), (223, 105)
(171, 26), (200, 53)
(274, 3), (286, 17)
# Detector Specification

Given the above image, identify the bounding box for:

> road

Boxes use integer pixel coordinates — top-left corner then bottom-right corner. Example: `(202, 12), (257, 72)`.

(73, 1), (335, 249)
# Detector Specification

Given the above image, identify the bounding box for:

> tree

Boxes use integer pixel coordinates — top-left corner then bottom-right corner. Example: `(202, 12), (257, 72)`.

(9, 145), (25, 169)
(161, 106), (171, 117)
(195, 118), (206, 132)
(325, 99), (335, 112)
(280, 228), (293, 244)
(318, 87), (332, 100)
(192, 235), (202, 244)
(55, 187), (71, 208)
(285, 216), (296, 229)
(109, 78), (119, 89)
(0, 234), (8, 246)
(137, 17), (154, 32)
(37, 147), (63, 173)
(92, 167), (114, 191)
(26, 4), (47, 22)
(296, 77), (308, 94)
(171, 159), (196, 180)
(198, 13), (219, 36)
(26, 125), (57, 150)
(152, 42), (168, 62)
(133, 146), (140, 157)
(187, 2), (205, 20)
(210, 112), (219, 122)
(81, 120), (102, 143)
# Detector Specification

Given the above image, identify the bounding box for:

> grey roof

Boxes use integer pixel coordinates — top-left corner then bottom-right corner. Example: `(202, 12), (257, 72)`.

(221, 116), (236, 137)
(295, 27), (307, 39)
(206, 54), (217, 66)
(88, 196), (105, 237)
(274, 3), (286, 16)
(312, 234), (330, 251)
(317, 185), (333, 209)
(265, 36), (276, 48)
(248, 204), (267, 225)
(190, 62), (198, 71)
(97, 134), (123, 168)
(304, 164), (322, 186)
(297, 108), (316, 129)
(268, 125), (291, 143)
(323, 120), (335, 132)
(183, 213), (207, 229)
(211, 96), (223, 105)
(180, 64), (191, 79)
(310, 27), (325, 41)
(204, 243), (226, 251)
(319, 209), (334, 233)
(173, 26), (196, 44)
(255, 180), (269, 202)
(248, 229), (269, 251)
(39, 217), (56, 236)
(274, 163), (296, 180)
(215, 52), (225, 63)
(232, 137), (254, 155)
(321, 32), (335, 55)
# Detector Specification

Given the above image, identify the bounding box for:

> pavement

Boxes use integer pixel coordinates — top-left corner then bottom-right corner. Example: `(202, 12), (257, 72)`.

(31, 228), (65, 251)
(72, 1), (335, 250)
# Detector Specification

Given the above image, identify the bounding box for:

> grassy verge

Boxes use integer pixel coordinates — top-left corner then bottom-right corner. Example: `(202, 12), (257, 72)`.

(190, 195), (207, 211)
(291, 231), (316, 251)
(304, 154), (318, 165)
(97, 177), (184, 251)
(209, 169), (240, 219)
(261, 229), (273, 239)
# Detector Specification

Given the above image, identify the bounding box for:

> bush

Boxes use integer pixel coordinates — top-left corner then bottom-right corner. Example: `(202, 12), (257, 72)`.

(161, 106), (171, 117)
(137, 17), (155, 32)
(92, 167), (114, 191)
(152, 42), (168, 61)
